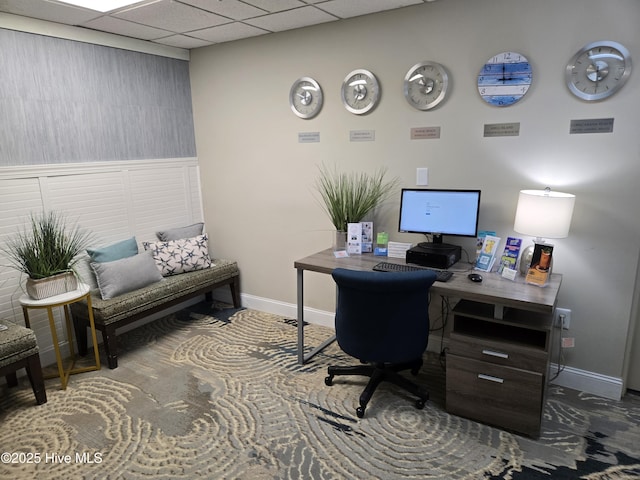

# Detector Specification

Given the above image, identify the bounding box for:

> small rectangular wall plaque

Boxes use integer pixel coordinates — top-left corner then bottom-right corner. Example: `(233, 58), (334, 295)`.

(411, 127), (441, 140)
(570, 118), (614, 134)
(298, 132), (320, 143)
(349, 130), (375, 142)
(483, 122), (520, 137)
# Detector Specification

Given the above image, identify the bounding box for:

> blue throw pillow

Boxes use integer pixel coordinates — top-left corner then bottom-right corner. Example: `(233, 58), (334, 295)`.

(87, 237), (138, 263)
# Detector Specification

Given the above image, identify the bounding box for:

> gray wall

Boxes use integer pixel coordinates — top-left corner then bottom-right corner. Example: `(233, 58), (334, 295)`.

(0, 28), (196, 165)
(190, 0), (640, 389)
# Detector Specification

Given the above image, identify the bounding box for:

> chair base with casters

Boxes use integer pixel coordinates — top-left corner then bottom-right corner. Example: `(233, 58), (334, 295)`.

(0, 320), (47, 405)
(325, 357), (429, 418)
(325, 268), (438, 419)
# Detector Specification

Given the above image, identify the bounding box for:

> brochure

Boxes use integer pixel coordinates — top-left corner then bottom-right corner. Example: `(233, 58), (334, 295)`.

(347, 222), (362, 255)
(476, 230), (497, 263)
(475, 235), (501, 272)
(361, 222), (373, 253)
(496, 237), (522, 274)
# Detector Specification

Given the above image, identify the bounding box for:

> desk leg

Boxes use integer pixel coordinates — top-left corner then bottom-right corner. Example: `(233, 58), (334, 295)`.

(297, 268), (304, 365)
(297, 267), (336, 365)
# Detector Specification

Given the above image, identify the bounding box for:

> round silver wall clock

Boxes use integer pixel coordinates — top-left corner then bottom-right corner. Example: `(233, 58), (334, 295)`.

(565, 41), (632, 101)
(477, 51), (532, 107)
(289, 77), (323, 119)
(404, 61), (449, 110)
(341, 69), (380, 115)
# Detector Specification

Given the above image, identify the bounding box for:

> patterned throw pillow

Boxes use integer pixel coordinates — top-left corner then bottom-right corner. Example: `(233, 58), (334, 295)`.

(143, 234), (212, 276)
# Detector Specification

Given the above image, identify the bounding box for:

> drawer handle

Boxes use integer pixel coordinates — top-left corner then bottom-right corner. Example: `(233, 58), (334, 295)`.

(482, 349), (509, 359)
(478, 374), (504, 384)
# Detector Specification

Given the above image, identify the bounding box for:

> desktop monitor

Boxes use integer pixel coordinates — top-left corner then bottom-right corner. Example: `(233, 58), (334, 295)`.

(398, 188), (481, 247)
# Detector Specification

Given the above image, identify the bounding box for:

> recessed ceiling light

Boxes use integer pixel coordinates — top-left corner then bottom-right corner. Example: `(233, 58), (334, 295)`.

(53, 0), (145, 13)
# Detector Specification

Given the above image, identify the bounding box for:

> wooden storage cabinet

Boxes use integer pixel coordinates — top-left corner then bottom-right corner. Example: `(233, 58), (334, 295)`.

(446, 299), (555, 437)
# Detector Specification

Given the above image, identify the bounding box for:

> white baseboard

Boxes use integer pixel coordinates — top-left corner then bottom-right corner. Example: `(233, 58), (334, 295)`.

(550, 364), (623, 401)
(238, 293), (625, 401)
(239, 293), (334, 328)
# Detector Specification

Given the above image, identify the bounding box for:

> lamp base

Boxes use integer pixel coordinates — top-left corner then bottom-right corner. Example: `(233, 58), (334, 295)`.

(519, 244), (534, 275)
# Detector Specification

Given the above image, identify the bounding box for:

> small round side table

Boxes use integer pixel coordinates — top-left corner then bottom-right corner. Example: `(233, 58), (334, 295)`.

(20, 283), (101, 390)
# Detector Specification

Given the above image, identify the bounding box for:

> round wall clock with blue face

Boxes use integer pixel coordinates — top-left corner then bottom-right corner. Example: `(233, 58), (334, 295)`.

(477, 51), (532, 106)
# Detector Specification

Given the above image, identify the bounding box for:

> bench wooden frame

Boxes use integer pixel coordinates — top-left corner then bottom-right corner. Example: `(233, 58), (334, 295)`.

(72, 270), (240, 369)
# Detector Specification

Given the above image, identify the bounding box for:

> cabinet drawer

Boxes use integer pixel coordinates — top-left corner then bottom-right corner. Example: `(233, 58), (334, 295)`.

(450, 332), (548, 373)
(446, 354), (544, 437)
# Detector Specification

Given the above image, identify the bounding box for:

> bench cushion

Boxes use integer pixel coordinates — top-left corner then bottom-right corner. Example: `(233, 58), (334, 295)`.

(73, 259), (239, 327)
(0, 320), (39, 368)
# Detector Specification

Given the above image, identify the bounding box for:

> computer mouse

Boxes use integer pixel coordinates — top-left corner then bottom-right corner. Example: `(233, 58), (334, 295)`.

(468, 273), (483, 282)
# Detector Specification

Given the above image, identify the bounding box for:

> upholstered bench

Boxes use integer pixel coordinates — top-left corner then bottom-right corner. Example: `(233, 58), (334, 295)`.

(71, 259), (240, 369)
(0, 320), (47, 405)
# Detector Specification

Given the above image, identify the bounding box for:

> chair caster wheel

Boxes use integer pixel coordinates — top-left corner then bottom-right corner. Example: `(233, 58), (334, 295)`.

(356, 406), (365, 418)
(324, 376), (333, 386)
(415, 399), (426, 410)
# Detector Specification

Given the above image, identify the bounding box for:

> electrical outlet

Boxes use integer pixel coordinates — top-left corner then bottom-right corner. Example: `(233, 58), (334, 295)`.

(555, 307), (571, 329)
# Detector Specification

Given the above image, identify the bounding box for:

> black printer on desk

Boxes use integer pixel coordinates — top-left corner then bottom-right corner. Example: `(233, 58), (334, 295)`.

(406, 243), (461, 269)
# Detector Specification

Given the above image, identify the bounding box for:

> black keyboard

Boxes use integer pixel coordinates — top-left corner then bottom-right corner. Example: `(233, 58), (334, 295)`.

(372, 262), (454, 282)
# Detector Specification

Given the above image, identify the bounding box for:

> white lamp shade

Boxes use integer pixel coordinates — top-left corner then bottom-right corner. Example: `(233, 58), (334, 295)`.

(514, 189), (576, 238)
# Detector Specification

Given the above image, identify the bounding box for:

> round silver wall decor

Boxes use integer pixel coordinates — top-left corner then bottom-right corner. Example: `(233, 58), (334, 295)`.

(565, 40), (632, 101)
(404, 61), (449, 110)
(341, 69), (380, 115)
(289, 77), (323, 119)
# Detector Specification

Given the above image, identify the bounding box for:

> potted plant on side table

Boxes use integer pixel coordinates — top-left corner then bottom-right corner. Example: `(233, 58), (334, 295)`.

(2, 211), (92, 300)
(314, 164), (399, 250)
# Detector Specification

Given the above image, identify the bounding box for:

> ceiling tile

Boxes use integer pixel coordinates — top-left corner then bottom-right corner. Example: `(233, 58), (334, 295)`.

(0, 0), (101, 25)
(113, 0), (229, 33)
(153, 33), (212, 49)
(190, 22), (268, 43)
(319, 0), (424, 19)
(178, 0), (267, 20)
(81, 15), (172, 40)
(244, 5), (336, 32)
(0, 0), (433, 50)
(241, 0), (307, 14)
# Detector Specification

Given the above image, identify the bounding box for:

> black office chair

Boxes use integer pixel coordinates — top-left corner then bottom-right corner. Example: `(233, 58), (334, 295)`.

(325, 268), (437, 418)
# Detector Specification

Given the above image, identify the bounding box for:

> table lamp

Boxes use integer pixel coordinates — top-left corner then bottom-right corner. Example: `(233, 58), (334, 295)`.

(513, 187), (576, 275)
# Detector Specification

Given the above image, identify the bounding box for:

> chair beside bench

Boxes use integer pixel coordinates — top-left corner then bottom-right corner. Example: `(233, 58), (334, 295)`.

(0, 320), (47, 405)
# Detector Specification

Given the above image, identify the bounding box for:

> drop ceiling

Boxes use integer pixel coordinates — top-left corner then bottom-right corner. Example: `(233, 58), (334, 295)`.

(0, 0), (434, 50)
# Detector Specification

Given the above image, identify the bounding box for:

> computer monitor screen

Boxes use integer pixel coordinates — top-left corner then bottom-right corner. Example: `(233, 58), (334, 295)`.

(398, 189), (481, 242)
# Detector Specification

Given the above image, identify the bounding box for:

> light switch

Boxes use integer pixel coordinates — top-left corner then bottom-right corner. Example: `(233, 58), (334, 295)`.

(416, 168), (429, 186)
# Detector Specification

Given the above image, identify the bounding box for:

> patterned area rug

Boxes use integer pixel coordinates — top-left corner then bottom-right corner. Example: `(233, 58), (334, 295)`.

(1, 302), (639, 479)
